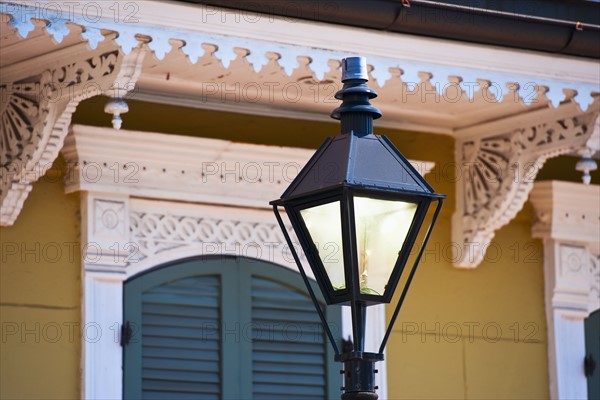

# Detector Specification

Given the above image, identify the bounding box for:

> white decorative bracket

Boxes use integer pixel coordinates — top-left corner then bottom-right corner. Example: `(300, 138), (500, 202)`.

(0, 39), (146, 226)
(529, 181), (599, 400)
(452, 104), (600, 267)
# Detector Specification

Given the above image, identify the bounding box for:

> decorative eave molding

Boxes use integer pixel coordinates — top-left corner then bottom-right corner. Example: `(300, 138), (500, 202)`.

(61, 124), (435, 210)
(452, 105), (600, 267)
(0, 36), (145, 226)
(2, 1), (598, 110)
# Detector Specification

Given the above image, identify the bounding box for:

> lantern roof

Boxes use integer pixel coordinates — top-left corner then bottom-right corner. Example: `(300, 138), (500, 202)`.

(280, 132), (438, 201)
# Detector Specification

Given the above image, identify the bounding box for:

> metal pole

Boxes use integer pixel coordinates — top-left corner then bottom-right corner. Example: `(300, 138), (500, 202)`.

(355, 302), (366, 353)
(337, 300), (382, 400)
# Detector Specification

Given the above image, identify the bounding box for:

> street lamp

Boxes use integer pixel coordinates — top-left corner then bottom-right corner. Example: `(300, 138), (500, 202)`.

(271, 57), (445, 400)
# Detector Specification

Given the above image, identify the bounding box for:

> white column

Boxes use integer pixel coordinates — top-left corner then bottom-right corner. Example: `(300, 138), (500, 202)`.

(543, 242), (591, 400)
(83, 274), (125, 399)
(80, 192), (130, 400)
(552, 314), (588, 399)
(530, 181), (600, 400)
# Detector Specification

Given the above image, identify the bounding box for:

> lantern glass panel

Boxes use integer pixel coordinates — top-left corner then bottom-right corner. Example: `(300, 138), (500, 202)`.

(300, 201), (346, 291)
(353, 196), (418, 296)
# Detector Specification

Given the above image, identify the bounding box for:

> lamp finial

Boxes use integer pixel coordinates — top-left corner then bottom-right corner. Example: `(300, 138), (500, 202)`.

(342, 57), (369, 81)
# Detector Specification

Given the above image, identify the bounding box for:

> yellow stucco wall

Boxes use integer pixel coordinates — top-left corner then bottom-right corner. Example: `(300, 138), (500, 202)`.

(3, 97), (593, 398)
(386, 207), (549, 399)
(0, 162), (81, 399)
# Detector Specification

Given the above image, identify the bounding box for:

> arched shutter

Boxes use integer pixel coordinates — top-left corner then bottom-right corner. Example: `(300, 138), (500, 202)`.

(123, 257), (341, 400)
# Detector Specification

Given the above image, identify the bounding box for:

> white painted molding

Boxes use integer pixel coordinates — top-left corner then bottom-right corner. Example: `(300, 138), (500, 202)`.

(67, 125), (411, 399)
(127, 199), (299, 278)
(452, 108), (599, 267)
(0, 40), (146, 226)
(61, 125), (435, 209)
(531, 181), (600, 247)
(2, 1), (598, 110)
(530, 181), (600, 400)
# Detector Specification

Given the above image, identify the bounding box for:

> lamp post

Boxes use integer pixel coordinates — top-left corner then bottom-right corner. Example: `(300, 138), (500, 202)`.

(271, 57), (445, 400)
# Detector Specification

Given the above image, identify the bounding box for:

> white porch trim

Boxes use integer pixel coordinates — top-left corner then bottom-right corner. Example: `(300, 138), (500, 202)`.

(2, 0), (598, 109)
(63, 125), (435, 209)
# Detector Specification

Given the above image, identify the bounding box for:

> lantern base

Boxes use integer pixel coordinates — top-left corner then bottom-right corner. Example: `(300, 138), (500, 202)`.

(341, 392), (378, 400)
(337, 352), (384, 400)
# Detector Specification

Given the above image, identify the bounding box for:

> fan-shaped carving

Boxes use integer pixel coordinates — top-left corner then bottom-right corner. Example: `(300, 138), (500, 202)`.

(1, 50), (123, 226)
(453, 111), (599, 267)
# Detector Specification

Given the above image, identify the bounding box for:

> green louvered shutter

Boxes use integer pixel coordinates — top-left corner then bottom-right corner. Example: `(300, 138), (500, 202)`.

(124, 264), (223, 400)
(141, 275), (221, 398)
(251, 276), (329, 400)
(585, 309), (600, 399)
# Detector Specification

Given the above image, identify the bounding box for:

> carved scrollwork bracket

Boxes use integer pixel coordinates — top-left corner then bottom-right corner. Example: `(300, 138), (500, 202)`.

(452, 105), (600, 267)
(0, 43), (146, 226)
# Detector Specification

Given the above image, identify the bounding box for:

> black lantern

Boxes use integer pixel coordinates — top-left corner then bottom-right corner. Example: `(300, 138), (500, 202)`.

(271, 57), (445, 400)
